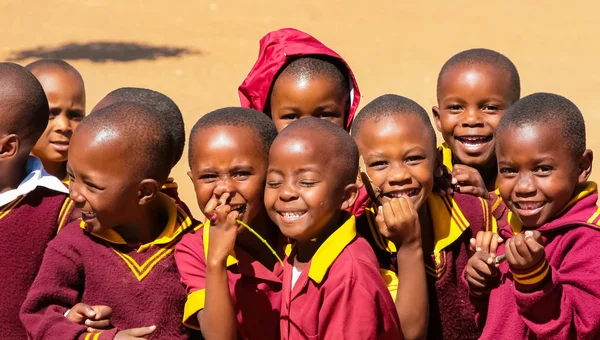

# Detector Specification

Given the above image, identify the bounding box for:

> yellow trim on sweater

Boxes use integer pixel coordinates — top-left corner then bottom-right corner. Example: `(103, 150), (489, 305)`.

(0, 195), (25, 219)
(182, 289), (206, 330)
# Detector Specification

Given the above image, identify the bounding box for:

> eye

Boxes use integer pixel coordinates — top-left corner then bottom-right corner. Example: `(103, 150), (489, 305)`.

(499, 167), (517, 176)
(534, 165), (554, 175)
(199, 173), (218, 183)
(233, 171), (251, 181)
(84, 181), (102, 191)
(482, 105), (500, 112)
(299, 180), (318, 187)
(280, 113), (299, 121)
(447, 105), (462, 112)
(68, 110), (85, 121)
(266, 180), (282, 188)
(49, 108), (60, 119)
(406, 155), (425, 164)
(369, 161), (388, 170)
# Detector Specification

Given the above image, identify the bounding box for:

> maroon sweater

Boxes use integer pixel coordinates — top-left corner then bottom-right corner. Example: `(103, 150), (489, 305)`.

(20, 196), (200, 340)
(476, 186), (600, 339)
(356, 192), (495, 340)
(0, 187), (71, 340)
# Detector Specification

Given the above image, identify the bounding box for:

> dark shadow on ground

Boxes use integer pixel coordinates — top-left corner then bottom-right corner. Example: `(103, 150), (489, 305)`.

(8, 41), (201, 62)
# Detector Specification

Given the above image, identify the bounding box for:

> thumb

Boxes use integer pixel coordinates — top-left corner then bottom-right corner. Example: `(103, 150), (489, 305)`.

(525, 230), (544, 245)
(70, 303), (95, 321)
(375, 206), (389, 237)
(126, 325), (156, 337)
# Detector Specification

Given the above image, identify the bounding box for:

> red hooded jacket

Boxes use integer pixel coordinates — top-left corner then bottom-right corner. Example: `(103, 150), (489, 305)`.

(238, 28), (361, 131)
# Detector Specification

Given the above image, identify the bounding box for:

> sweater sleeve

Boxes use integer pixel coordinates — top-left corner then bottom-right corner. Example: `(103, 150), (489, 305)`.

(512, 230), (600, 339)
(174, 232), (207, 330)
(19, 241), (119, 340)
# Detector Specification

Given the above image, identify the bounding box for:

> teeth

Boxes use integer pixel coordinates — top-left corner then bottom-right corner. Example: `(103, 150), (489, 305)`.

(280, 211), (305, 221)
(458, 136), (491, 145)
(389, 189), (418, 198)
(516, 202), (544, 210)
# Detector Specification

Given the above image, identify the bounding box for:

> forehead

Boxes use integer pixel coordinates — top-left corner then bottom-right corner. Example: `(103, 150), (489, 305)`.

(193, 125), (266, 162)
(69, 126), (129, 171)
(272, 75), (346, 101)
(497, 122), (569, 158)
(270, 132), (330, 165)
(356, 114), (435, 151)
(438, 63), (512, 96)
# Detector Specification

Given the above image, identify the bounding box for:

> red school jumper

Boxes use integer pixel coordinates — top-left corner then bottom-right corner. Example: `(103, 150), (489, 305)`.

(477, 182), (600, 339)
(356, 192), (496, 340)
(20, 194), (198, 340)
(280, 215), (402, 340)
(0, 187), (72, 340)
(238, 27), (361, 132)
(175, 220), (288, 340)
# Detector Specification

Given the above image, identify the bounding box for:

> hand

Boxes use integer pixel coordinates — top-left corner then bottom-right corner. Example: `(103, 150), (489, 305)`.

(66, 303), (112, 331)
(505, 230), (545, 271)
(205, 193), (241, 267)
(114, 326), (156, 339)
(469, 231), (504, 259)
(465, 251), (499, 291)
(375, 197), (421, 249)
(451, 164), (490, 199)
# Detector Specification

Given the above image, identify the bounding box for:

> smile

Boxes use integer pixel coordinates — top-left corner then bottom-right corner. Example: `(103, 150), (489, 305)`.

(514, 201), (545, 216)
(277, 210), (307, 222)
(81, 210), (97, 222)
(230, 204), (247, 218)
(385, 188), (420, 198)
(456, 135), (492, 151)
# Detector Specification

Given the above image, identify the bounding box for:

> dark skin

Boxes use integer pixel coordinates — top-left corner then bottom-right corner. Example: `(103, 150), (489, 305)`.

(269, 74), (349, 132)
(0, 132), (32, 194)
(68, 125), (169, 339)
(433, 63), (517, 194)
(466, 122), (593, 293)
(355, 114), (441, 340)
(188, 125), (285, 340)
(264, 131), (357, 262)
(31, 68), (85, 180)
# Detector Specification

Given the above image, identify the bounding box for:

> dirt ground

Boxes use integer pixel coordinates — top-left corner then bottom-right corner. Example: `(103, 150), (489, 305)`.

(3, 1), (599, 217)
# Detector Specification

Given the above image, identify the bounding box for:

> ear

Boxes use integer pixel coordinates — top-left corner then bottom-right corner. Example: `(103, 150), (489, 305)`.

(0, 134), (19, 160)
(187, 170), (194, 182)
(340, 183), (359, 210)
(432, 106), (442, 133)
(138, 179), (161, 205)
(577, 149), (593, 184)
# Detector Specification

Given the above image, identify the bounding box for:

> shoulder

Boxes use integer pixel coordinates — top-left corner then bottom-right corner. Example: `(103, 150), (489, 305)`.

(48, 221), (89, 251)
(175, 228), (206, 267)
(328, 237), (381, 283)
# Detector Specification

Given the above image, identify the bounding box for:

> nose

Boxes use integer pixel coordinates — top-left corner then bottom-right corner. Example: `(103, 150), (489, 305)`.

(213, 176), (235, 198)
(69, 182), (86, 206)
(461, 108), (484, 128)
(55, 113), (72, 132)
(388, 163), (411, 185)
(279, 180), (298, 202)
(514, 173), (536, 196)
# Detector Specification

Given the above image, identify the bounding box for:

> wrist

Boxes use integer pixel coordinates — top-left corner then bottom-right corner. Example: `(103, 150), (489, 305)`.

(396, 245), (424, 261)
(207, 257), (228, 270)
(511, 258), (551, 292)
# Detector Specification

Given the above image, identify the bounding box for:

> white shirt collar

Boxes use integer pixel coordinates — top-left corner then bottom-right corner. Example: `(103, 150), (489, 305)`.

(0, 156), (69, 207)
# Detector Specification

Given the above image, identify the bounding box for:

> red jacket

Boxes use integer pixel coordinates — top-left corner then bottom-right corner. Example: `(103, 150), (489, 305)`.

(238, 28), (360, 131)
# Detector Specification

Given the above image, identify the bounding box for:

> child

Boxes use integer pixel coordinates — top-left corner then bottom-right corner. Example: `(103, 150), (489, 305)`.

(351, 94), (496, 339)
(0, 62), (72, 339)
(265, 117), (401, 339)
(20, 102), (197, 339)
(238, 28), (360, 132)
(91, 87), (191, 216)
(465, 93), (600, 339)
(433, 48), (520, 197)
(26, 59), (86, 183)
(175, 108), (287, 340)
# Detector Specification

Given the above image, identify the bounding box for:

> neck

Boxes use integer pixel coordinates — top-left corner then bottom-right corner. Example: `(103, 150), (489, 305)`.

(116, 198), (168, 244)
(236, 211), (282, 269)
(295, 211), (343, 263)
(0, 159), (28, 194)
(41, 160), (67, 180)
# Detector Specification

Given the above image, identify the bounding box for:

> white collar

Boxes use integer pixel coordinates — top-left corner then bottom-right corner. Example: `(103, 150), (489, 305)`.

(0, 156), (69, 207)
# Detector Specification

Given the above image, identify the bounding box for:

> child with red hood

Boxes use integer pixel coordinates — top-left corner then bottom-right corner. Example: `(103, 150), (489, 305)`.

(238, 28), (360, 133)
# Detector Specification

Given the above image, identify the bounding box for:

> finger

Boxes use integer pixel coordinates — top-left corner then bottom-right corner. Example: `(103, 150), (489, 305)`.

(214, 203), (232, 225)
(472, 256), (497, 280)
(125, 326), (156, 337)
(382, 202), (396, 231)
(226, 209), (240, 228)
(480, 231), (493, 255)
(513, 234), (533, 263)
(454, 185), (486, 198)
(524, 231), (544, 255)
(466, 266), (486, 288)
(375, 206), (390, 239)
(397, 196), (412, 218)
(489, 234), (500, 257)
(469, 238), (477, 252)
(530, 230), (544, 245)
(91, 305), (112, 320)
(85, 319), (111, 329)
(68, 303), (95, 321)
(203, 194), (219, 216)
(506, 238), (521, 266)
(475, 231), (485, 252)
(217, 192), (231, 208)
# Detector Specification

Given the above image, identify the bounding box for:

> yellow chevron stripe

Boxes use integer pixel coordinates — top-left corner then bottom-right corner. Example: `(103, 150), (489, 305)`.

(57, 198), (74, 233)
(111, 245), (175, 281)
(84, 333), (92, 340)
(587, 209), (600, 225)
(0, 196), (25, 219)
(92, 332), (101, 340)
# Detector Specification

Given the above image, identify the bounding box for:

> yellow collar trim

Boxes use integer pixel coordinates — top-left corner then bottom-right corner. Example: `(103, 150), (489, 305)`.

(440, 142), (454, 172)
(202, 220), (239, 267)
(428, 194), (470, 264)
(307, 215), (357, 284)
(508, 181), (598, 234)
(0, 195), (25, 219)
(81, 193), (193, 252)
(161, 177), (177, 190)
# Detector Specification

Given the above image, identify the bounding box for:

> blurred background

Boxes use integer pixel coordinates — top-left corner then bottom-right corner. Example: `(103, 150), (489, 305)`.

(3, 0), (599, 217)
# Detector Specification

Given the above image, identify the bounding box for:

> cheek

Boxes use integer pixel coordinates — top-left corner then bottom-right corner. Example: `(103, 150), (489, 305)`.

(324, 116), (345, 129)
(367, 169), (388, 188)
(192, 182), (215, 210)
(239, 179), (266, 206)
(70, 120), (81, 131)
(485, 113), (504, 129)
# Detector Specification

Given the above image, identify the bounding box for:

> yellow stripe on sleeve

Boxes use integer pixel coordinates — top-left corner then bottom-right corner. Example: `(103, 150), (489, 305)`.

(183, 289), (206, 330)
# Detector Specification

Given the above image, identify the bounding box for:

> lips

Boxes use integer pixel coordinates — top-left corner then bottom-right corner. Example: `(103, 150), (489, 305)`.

(81, 210), (97, 222)
(50, 140), (69, 152)
(384, 188), (420, 199)
(230, 203), (247, 218)
(277, 210), (307, 223)
(513, 201), (545, 217)
(455, 135), (493, 153)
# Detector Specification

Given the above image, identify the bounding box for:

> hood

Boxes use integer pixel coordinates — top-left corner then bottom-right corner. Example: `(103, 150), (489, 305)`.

(238, 28), (361, 131)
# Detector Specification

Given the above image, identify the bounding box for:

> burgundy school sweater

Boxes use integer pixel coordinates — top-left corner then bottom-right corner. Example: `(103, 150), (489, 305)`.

(356, 192), (495, 340)
(20, 195), (200, 340)
(162, 177), (193, 218)
(0, 187), (71, 340)
(477, 185), (600, 339)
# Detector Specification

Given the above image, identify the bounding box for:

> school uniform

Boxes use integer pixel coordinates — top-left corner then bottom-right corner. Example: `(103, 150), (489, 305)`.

(175, 221), (288, 340)
(162, 177), (193, 218)
(0, 156), (72, 339)
(476, 182), (600, 339)
(238, 27), (361, 131)
(20, 193), (198, 340)
(280, 215), (402, 340)
(356, 192), (496, 340)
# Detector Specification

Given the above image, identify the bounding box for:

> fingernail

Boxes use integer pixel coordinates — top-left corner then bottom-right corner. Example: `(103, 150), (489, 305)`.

(490, 253), (495, 258)
(378, 206), (383, 213)
(452, 178), (457, 184)
(525, 230), (533, 238)
(476, 247), (481, 252)
(149, 325), (156, 330)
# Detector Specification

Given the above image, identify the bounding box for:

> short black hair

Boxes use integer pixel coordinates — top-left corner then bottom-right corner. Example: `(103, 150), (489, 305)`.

(497, 92), (586, 157)
(0, 62), (49, 149)
(189, 107), (278, 167)
(78, 102), (173, 181)
(351, 94), (436, 147)
(278, 117), (358, 186)
(26, 59), (82, 76)
(437, 48), (520, 103)
(94, 87), (185, 167)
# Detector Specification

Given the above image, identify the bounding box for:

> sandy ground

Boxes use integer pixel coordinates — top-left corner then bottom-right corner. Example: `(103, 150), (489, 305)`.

(3, 0), (600, 217)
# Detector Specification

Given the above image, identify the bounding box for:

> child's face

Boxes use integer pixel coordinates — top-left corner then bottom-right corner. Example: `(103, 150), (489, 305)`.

(31, 69), (85, 164)
(497, 123), (590, 227)
(188, 126), (267, 226)
(67, 129), (140, 234)
(355, 114), (437, 210)
(433, 64), (514, 169)
(264, 133), (349, 242)
(269, 75), (348, 132)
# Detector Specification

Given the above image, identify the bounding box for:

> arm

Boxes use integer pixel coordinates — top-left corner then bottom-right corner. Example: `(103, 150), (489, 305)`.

(19, 243), (119, 340)
(395, 246), (429, 340)
(509, 231), (600, 339)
